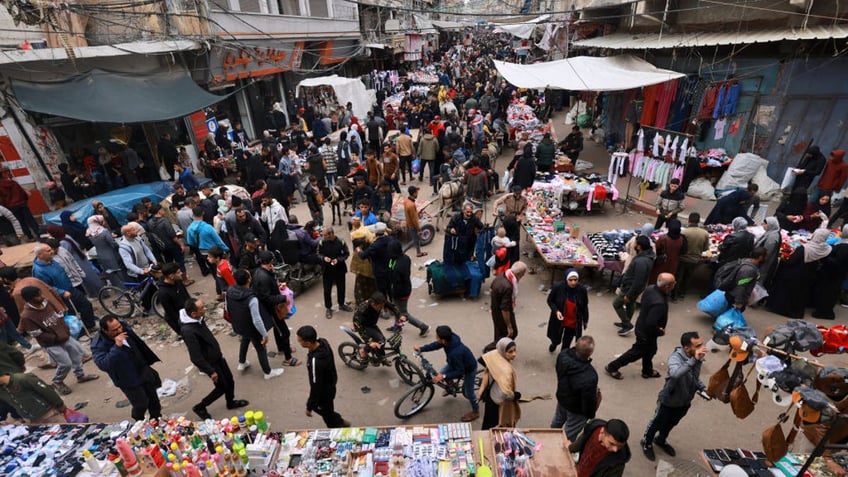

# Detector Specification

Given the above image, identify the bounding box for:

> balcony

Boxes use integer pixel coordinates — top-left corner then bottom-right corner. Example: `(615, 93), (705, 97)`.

(209, 0), (359, 40)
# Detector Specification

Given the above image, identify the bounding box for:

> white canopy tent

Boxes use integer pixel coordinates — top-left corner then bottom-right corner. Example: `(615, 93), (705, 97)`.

(491, 14), (550, 39)
(492, 55), (685, 91)
(296, 75), (376, 119)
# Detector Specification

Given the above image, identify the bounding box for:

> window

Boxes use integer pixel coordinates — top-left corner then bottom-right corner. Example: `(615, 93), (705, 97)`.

(278, 0), (300, 15)
(308, 0), (328, 17)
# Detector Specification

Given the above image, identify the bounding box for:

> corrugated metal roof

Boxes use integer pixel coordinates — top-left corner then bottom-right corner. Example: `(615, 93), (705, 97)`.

(572, 25), (848, 49)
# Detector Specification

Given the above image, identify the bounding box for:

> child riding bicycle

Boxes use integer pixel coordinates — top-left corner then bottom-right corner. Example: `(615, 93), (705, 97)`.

(352, 292), (406, 361)
(414, 325), (480, 422)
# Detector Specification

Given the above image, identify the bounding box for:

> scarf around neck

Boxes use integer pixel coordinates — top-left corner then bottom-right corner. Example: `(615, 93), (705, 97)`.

(505, 269), (519, 308)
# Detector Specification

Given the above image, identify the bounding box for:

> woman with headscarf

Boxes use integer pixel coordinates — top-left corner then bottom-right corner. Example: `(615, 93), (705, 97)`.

(754, 216), (782, 287)
(87, 215), (126, 287)
(776, 190), (830, 231)
(510, 143), (537, 191)
(59, 211), (91, 249)
(478, 337), (520, 430)
(650, 218), (685, 285)
(717, 217), (754, 265)
(767, 228), (832, 319)
(546, 269), (589, 353)
(811, 225), (848, 319)
(349, 217), (377, 305)
(91, 201), (121, 235)
(47, 224), (102, 298)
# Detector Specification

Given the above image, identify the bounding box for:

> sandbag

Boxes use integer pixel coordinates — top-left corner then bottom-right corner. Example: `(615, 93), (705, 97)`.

(687, 177), (716, 201)
(716, 153), (769, 190)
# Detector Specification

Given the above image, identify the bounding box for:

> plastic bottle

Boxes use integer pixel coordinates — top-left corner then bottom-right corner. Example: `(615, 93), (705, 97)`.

(243, 411), (255, 427)
(110, 454), (129, 477)
(116, 438), (143, 476)
(82, 450), (102, 473)
(253, 411), (268, 432)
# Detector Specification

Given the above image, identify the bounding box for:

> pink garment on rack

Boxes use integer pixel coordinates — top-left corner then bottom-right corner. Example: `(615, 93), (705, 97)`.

(654, 80), (679, 129)
(672, 165), (684, 181)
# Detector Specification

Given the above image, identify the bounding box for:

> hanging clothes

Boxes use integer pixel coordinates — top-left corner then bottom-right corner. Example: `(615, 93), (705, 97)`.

(667, 77), (699, 132)
(663, 134), (672, 157)
(654, 79), (679, 129)
(714, 118), (727, 140)
(652, 132), (661, 157)
(640, 84), (661, 126)
(679, 138), (689, 163)
(697, 86), (720, 120)
(728, 116), (743, 136)
(608, 153), (630, 185)
(636, 128), (645, 152)
(722, 83), (741, 116)
(670, 136), (680, 161)
(712, 84), (728, 119)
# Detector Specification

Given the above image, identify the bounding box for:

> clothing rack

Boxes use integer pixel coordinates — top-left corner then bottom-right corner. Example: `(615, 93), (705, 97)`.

(640, 125), (694, 138)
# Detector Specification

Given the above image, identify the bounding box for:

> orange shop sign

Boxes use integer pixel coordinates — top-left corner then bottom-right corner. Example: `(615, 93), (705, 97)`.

(209, 42), (304, 85)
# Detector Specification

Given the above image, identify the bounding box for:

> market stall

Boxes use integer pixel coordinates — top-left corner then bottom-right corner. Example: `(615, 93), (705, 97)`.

(296, 75), (377, 119)
(523, 181), (600, 284)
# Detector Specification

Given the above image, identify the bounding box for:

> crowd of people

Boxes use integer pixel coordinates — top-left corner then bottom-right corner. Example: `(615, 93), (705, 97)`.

(2, 28), (847, 477)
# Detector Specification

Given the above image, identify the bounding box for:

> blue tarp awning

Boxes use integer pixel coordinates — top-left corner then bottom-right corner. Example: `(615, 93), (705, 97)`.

(43, 182), (174, 227)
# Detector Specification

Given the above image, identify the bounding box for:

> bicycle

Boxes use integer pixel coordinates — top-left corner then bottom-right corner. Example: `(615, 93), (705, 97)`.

(393, 352), (482, 419)
(337, 323), (423, 386)
(98, 273), (165, 319)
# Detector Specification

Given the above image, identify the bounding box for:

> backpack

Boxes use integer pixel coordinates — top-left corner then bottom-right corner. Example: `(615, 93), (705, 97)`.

(713, 259), (755, 292)
(148, 229), (168, 252)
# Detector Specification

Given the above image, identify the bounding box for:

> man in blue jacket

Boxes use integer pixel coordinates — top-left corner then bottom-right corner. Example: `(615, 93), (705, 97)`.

(414, 325), (479, 422)
(186, 207), (229, 277)
(31, 243), (96, 330)
(91, 316), (162, 421)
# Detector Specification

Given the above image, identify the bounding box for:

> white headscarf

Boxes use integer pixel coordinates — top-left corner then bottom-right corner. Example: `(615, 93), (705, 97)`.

(804, 228), (832, 263)
(85, 215), (108, 238)
(732, 217), (748, 232)
(755, 216), (781, 248)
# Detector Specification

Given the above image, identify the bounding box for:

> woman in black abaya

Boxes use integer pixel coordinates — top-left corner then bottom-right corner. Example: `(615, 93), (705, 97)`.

(766, 228), (832, 319)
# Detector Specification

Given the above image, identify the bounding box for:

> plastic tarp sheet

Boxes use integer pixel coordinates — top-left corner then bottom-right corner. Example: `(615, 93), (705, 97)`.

(491, 14), (550, 39)
(296, 75), (376, 119)
(43, 182), (175, 227)
(493, 55), (686, 91)
(12, 69), (229, 123)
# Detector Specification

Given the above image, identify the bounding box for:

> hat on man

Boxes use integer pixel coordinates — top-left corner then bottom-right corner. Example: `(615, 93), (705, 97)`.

(244, 233), (260, 244)
(373, 222), (387, 235)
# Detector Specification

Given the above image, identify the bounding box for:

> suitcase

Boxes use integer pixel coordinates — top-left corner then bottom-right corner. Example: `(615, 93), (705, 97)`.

(465, 261), (484, 298)
(426, 260), (468, 296)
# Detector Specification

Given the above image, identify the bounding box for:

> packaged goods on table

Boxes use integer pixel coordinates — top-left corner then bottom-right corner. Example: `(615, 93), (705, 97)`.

(525, 187), (596, 266)
(530, 174), (618, 213)
(408, 70), (439, 84)
(277, 423), (478, 476)
(703, 223), (841, 260)
(0, 422), (131, 476)
(584, 230), (636, 261)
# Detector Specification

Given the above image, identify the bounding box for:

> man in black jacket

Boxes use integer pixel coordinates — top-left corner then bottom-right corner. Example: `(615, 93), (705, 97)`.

(552, 336), (598, 441)
(157, 263), (190, 337)
(148, 205), (192, 285)
(569, 418), (631, 477)
(613, 235), (656, 336)
(253, 252), (299, 367)
(296, 325), (349, 428)
(198, 184), (221, 225)
(182, 298), (248, 420)
(225, 269), (283, 380)
(357, 222), (397, 297)
(605, 273), (675, 380)
(318, 227), (353, 319)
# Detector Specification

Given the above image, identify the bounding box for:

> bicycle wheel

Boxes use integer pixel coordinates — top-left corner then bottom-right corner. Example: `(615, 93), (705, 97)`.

(338, 342), (367, 370)
(394, 383), (435, 419)
(151, 291), (165, 319)
(394, 356), (424, 386)
(98, 286), (135, 318)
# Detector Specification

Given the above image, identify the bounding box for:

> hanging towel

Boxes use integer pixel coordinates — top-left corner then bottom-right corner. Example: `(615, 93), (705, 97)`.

(714, 118), (727, 140)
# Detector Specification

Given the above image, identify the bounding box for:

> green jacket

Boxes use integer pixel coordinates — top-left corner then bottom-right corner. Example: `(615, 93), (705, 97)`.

(0, 342), (25, 375)
(0, 373), (64, 422)
(536, 140), (556, 166)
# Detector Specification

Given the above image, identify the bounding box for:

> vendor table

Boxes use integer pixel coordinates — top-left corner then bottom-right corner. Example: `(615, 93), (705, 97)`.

(523, 224), (598, 286)
(699, 449), (844, 476)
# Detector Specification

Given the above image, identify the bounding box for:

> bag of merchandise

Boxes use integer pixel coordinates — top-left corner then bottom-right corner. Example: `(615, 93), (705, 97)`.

(714, 308), (747, 331)
(64, 315), (82, 339)
(411, 159), (421, 174)
(698, 289), (729, 318)
(780, 168), (796, 191)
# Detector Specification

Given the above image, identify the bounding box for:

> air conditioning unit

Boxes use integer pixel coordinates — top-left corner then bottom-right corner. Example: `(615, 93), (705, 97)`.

(788, 0), (808, 8)
(385, 19), (401, 32)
